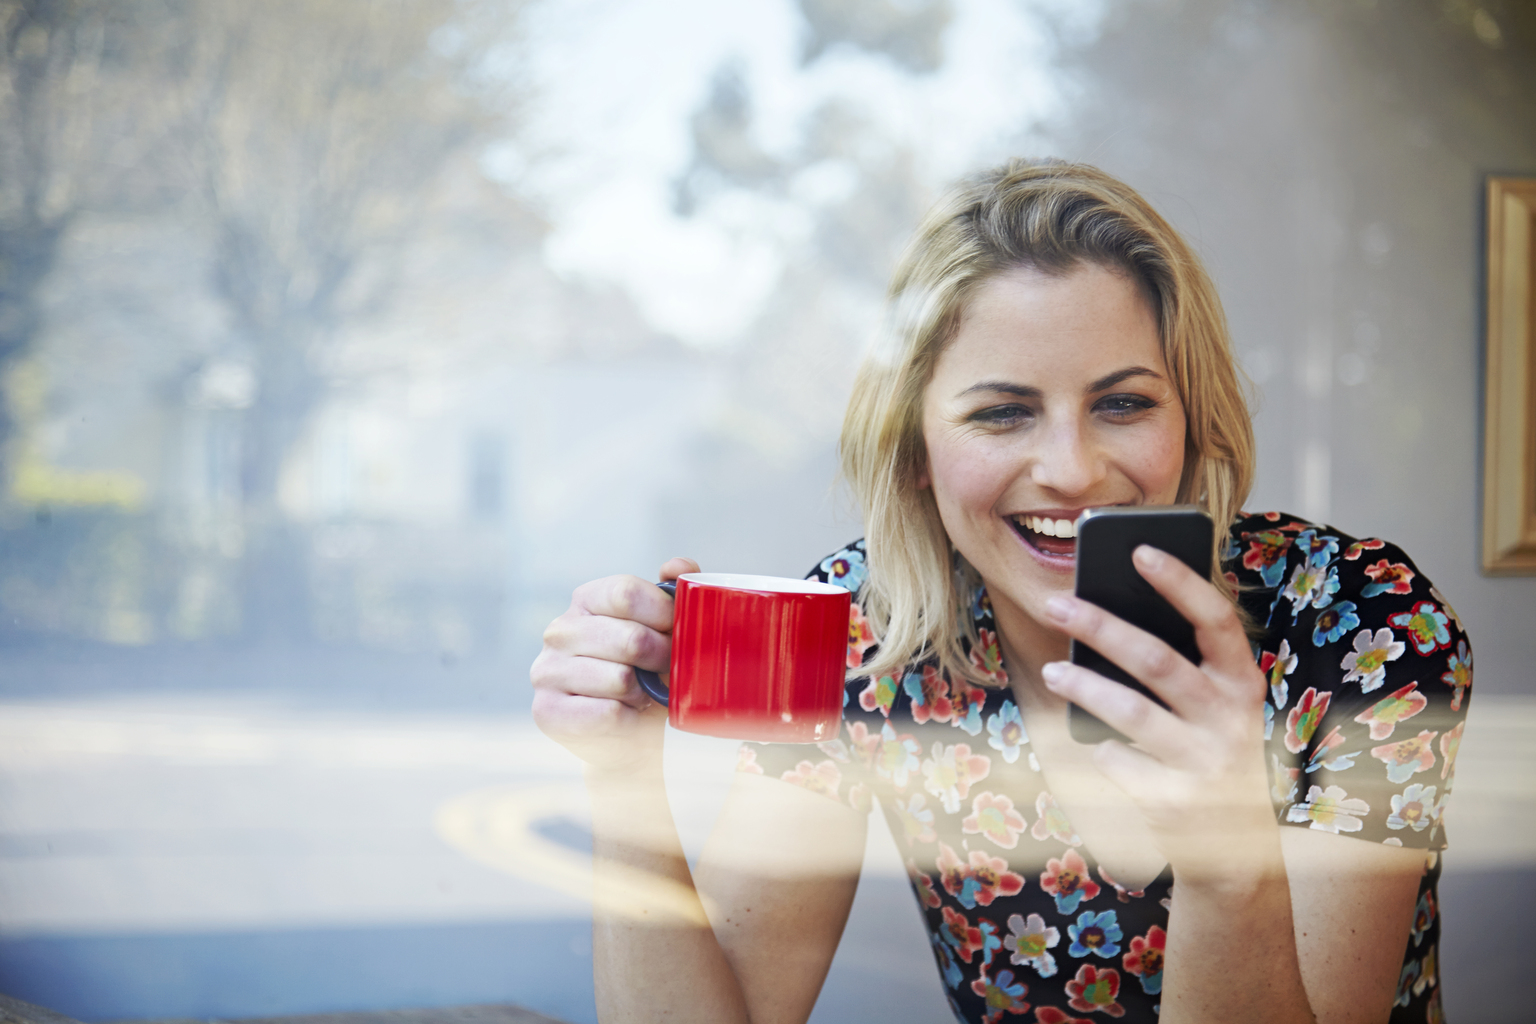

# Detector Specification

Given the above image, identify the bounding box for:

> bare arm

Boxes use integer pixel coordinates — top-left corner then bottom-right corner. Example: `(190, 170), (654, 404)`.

(533, 558), (867, 1024)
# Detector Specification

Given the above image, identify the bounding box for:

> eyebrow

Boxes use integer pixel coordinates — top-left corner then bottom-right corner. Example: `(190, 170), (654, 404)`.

(956, 366), (1163, 400)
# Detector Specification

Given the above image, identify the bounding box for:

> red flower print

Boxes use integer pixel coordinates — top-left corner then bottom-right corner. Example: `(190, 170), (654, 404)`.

(859, 674), (899, 716)
(1040, 848), (1100, 914)
(970, 626), (1009, 684)
(1241, 530), (1291, 572)
(942, 905), (989, 963)
(780, 759), (841, 799)
(1386, 601), (1451, 655)
(937, 843), (971, 902)
(1284, 687), (1332, 754)
(1370, 729), (1438, 784)
(968, 848), (1025, 907)
(846, 602), (876, 668)
(964, 791), (1028, 849)
(1034, 1010), (1093, 1024)
(908, 664), (955, 724)
(921, 740), (993, 813)
(950, 677), (987, 731)
(735, 745), (763, 775)
(1343, 537), (1386, 560)
(1064, 964), (1124, 1017)
(1121, 926), (1166, 993)
(1031, 791), (1082, 846)
(907, 858), (941, 909)
(1362, 559), (1415, 595)
(1353, 682), (1428, 740)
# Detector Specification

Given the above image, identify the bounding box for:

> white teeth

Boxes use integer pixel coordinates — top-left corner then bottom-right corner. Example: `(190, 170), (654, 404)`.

(1019, 515), (1078, 539)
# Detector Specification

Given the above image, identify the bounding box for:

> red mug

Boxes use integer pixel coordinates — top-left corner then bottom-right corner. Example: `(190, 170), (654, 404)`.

(634, 573), (851, 742)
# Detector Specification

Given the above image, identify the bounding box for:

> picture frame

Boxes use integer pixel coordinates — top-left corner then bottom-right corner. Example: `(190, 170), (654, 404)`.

(1483, 176), (1536, 574)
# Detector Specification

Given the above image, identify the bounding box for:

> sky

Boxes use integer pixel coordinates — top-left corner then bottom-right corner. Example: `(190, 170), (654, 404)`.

(481, 0), (1106, 346)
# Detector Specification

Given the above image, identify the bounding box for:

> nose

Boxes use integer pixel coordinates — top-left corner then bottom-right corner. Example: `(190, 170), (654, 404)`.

(1029, 417), (1107, 497)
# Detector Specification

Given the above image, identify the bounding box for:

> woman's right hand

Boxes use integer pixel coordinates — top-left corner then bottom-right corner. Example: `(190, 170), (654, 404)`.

(530, 556), (700, 775)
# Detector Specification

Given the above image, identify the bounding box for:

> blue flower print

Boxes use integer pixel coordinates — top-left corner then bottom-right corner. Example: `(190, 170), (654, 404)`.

(1294, 528), (1340, 567)
(820, 546), (867, 593)
(932, 933), (964, 989)
(978, 917), (1003, 971)
(1067, 909), (1123, 958)
(971, 584), (993, 625)
(1311, 601), (1360, 647)
(1263, 701), (1274, 740)
(986, 700), (1027, 763)
(1221, 531), (1242, 561)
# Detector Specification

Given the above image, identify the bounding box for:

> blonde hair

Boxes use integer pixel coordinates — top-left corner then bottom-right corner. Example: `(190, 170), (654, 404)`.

(842, 159), (1255, 685)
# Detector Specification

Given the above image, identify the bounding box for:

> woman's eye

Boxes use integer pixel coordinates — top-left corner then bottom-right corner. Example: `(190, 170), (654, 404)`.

(1096, 394), (1157, 418)
(971, 404), (1032, 426)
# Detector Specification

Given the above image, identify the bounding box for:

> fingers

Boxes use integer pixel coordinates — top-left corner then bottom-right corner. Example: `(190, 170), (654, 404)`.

(1041, 660), (1183, 753)
(1130, 545), (1253, 669)
(1045, 593), (1213, 715)
(572, 573), (676, 632)
(659, 556), (700, 582)
(543, 605), (671, 673)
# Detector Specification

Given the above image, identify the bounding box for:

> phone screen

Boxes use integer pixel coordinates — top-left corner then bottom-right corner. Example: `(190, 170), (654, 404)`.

(1068, 506), (1213, 745)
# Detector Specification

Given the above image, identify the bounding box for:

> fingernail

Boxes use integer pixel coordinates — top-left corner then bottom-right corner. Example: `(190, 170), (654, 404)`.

(1133, 544), (1165, 569)
(1045, 596), (1072, 623)
(1041, 661), (1067, 684)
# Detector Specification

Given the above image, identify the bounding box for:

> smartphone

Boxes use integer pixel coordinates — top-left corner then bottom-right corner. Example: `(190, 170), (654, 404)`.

(1067, 505), (1214, 745)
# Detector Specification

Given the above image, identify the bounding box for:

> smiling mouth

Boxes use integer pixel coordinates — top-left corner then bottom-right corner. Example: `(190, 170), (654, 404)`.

(1009, 514), (1078, 558)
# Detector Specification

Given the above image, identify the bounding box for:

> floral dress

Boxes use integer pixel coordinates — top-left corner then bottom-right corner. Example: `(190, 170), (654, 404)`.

(739, 512), (1469, 1024)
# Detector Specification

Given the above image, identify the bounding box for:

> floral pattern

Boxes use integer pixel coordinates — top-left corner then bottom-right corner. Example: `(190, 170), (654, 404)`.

(743, 519), (1469, 1023)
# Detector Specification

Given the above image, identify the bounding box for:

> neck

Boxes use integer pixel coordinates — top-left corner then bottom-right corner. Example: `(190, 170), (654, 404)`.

(989, 589), (1071, 710)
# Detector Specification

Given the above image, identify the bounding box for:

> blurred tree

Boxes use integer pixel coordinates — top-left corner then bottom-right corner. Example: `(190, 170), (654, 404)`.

(185, 0), (503, 639)
(0, 0), (200, 490)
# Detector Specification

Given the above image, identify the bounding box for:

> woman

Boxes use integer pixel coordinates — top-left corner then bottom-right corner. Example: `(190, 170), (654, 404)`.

(532, 161), (1469, 1024)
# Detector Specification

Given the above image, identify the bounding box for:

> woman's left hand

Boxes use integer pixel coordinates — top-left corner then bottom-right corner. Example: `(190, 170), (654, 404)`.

(1039, 543), (1280, 888)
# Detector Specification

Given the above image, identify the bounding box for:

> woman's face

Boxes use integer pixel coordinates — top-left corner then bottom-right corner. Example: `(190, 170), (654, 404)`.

(920, 262), (1187, 639)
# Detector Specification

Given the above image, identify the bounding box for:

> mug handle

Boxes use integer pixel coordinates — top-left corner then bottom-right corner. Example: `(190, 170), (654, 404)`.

(633, 580), (677, 706)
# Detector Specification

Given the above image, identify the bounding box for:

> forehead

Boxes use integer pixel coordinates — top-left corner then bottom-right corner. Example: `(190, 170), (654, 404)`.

(932, 263), (1165, 387)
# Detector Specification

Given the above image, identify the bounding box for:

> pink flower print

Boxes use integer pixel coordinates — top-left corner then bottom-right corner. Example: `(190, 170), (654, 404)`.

(937, 843), (975, 906)
(1353, 682), (1428, 740)
(1284, 687), (1332, 754)
(1343, 537), (1386, 561)
(1121, 925), (1166, 995)
(970, 626), (1009, 685)
(1440, 639), (1472, 711)
(846, 781), (871, 813)
(907, 858), (941, 909)
(1034, 1009), (1093, 1024)
(1361, 559), (1416, 597)
(815, 738), (851, 763)
(846, 602), (876, 668)
(1064, 964), (1124, 1017)
(1040, 848), (1100, 915)
(967, 849), (1025, 907)
(1371, 729), (1439, 784)
(1339, 627), (1405, 693)
(876, 721), (922, 789)
(905, 664), (955, 724)
(1303, 725), (1361, 774)
(1097, 866), (1146, 903)
(894, 793), (936, 845)
(1387, 601), (1452, 656)
(859, 674), (899, 716)
(735, 745), (763, 775)
(845, 720), (880, 765)
(1271, 753), (1301, 806)
(1031, 791), (1083, 846)
(971, 969), (1031, 1017)
(941, 905), (990, 963)
(964, 791), (1028, 849)
(780, 759), (841, 799)
(1241, 529), (1292, 587)
(1439, 721), (1463, 782)
(922, 741), (992, 813)
(1387, 783), (1441, 832)
(950, 677), (987, 736)
(1286, 784), (1370, 833)
(1260, 639), (1298, 709)
(1005, 912), (1061, 977)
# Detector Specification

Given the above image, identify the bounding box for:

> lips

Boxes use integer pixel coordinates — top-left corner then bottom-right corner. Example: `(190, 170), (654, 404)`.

(1008, 512), (1080, 558)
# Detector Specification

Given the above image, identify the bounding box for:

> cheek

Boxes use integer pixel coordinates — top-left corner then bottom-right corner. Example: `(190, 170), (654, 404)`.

(1127, 423), (1188, 501)
(926, 435), (1011, 516)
